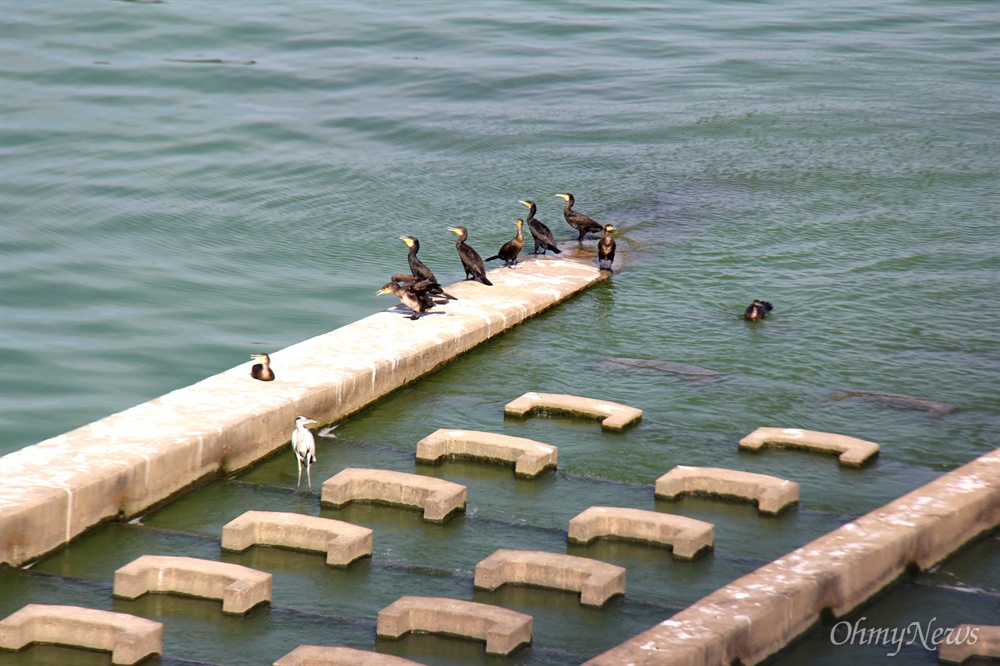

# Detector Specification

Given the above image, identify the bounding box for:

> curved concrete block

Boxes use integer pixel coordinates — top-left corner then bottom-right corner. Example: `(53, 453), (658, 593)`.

(416, 428), (557, 478)
(504, 391), (642, 431)
(0, 604), (162, 665)
(939, 624), (1000, 664)
(739, 426), (879, 467)
(474, 548), (626, 607)
(274, 645), (427, 665)
(655, 466), (799, 515)
(321, 468), (466, 523)
(221, 510), (373, 567)
(113, 554), (271, 615)
(377, 596), (532, 656)
(568, 506), (715, 560)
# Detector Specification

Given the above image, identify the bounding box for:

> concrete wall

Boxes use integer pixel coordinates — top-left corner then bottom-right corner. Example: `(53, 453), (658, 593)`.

(0, 253), (607, 567)
(585, 448), (1000, 666)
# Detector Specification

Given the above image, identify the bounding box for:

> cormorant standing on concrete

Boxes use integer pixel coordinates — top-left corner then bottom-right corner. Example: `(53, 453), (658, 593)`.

(744, 300), (774, 321)
(291, 415), (317, 490)
(485, 218), (524, 268)
(448, 226), (493, 286)
(250, 353), (274, 381)
(556, 192), (603, 240)
(519, 199), (561, 255)
(598, 225), (617, 272)
(377, 276), (441, 320)
(399, 236), (456, 299)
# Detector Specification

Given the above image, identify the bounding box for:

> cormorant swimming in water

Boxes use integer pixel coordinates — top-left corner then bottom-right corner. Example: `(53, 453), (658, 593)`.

(398, 236), (456, 300)
(448, 226), (493, 286)
(518, 200), (561, 255)
(250, 353), (274, 381)
(744, 300), (774, 321)
(291, 415), (317, 490)
(556, 192), (604, 240)
(485, 218), (524, 268)
(377, 276), (442, 320)
(598, 224), (617, 272)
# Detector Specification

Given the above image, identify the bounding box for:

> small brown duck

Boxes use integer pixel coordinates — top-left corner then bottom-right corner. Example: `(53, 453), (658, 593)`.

(744, 300), (774, 321)
(485, 218), (524, 268)
(250, 353), (274, 381)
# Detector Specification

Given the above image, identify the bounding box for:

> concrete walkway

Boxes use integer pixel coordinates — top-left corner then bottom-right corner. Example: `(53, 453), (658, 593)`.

(0, 252), (607, 566)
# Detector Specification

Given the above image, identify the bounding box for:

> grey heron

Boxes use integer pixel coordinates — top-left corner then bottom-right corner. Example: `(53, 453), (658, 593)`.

(291, 416), (317, 490)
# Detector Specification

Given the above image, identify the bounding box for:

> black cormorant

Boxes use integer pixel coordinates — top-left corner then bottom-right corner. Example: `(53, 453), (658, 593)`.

(399, 236), (456, 299)
(518, 200), (561, 255)
(485, 218), (524, 268)
(556, 192), (604, 240)
(448, 226), (493, 286)
(744, 300), (774, 321)
(377, 276), (441, 319)
(598, 224), (617, 272)
(250, 353), (274, 381)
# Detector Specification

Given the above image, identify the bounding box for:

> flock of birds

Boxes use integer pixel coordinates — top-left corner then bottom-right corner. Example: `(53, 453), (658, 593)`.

(244, 192), (773, 490)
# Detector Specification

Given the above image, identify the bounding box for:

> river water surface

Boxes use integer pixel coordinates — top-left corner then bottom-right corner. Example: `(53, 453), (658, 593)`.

(1, 2), (997, 665)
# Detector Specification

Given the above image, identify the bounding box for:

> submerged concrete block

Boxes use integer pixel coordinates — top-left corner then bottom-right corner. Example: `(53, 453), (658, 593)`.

(321, 468), (466, 523)
(113, 554), (271, 615)
(474, 548), (626, 607)
(504, 391), (642, 431)
(739, 426), (879, 467)
(0, 604), (162, 665)
(416, 428), (557, 478)
(377, 596), (532, 656)
(939, 624), (1000, 664)
(585, 448), (1000, 666)
(274, 645), (427, 665)
(655, 465), (799, 515)
(568, 506), (715, 560)
(221, 510), (373, 567)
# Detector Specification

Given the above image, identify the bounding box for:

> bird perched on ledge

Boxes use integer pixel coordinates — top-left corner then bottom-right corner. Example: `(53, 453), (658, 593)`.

(448, 226), (493, 285)
(250, 353), (274, 381)
(598, 224), (617, 272)
(377, 275), (443, 320)
(744, 299), (774, 321)
(519, 199), (561, 255)
(485, 218), (524, 268)
(556, 192), (604, 240)
(291, 415), (317, 490)
(399, 235), (456, 300)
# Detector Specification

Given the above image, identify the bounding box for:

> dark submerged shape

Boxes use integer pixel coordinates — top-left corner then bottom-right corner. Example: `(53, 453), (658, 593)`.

(556, 192), (604, 240)
(485, 218), (525, 268)
(250, 353), (274, 381)
(376, 276), (442, 320)
(399, 236), (456, 300)
(744, 299), (774, 321)
(448, 226), (493, 286)
(519, 200), (561, 255)
(598, 224), (617, 272)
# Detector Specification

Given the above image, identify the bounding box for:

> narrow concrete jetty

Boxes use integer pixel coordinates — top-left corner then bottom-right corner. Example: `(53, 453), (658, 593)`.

(416, 428), (557, 478)
(585, 448), (1000, 666)
(0, 604), (163, 665)
(221, 510), (373, 567)
(0, 252), (606, 566)
(474, 548), (626, 607)
(655, 465), (800, 515)
(939, 624), (1000, 664)
(274, 645), (427, 666)
(568, 506), (715, 560)
(376, 596), (533, 656)
(504, 391), (643, 431)
(113, 554), (272, 615)
(739, 426), (879, 467)
(321, 468), (467, 523)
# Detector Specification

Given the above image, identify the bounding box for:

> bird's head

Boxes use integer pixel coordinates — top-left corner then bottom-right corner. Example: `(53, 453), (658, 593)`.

(376, 283), (396, 296)
(605, 225), (616, 233)
(399, 236), (416, 247)
(515, 218), (524, 228)
(250, 353), (270, 364)
(448, 226), (466, 236)
(518, 200), (534, 208)
(555, 193), (570, 202)
(295, 416), (317, 428)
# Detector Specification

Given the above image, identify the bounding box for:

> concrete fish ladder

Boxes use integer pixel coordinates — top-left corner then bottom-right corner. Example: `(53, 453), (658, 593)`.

(0, 251), (607, 567)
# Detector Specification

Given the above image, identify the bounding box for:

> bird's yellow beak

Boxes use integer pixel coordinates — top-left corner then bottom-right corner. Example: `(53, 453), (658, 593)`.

(399, 236), (413, 246)
(376, 287), (390, 296)
(555, 193), (569, 201)
(448, 227), (461, 235)
(518, 200), (530, 207)
(516, 219), (523, 227)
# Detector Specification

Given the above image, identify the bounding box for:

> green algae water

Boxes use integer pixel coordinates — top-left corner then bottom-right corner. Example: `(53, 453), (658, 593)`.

(1, 1), (997, 664)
